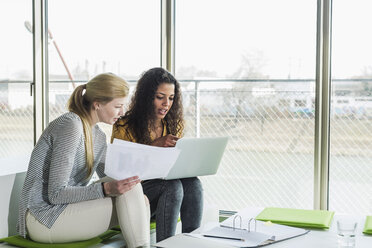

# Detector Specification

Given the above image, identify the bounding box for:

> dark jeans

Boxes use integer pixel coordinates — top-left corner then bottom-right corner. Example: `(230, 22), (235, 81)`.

(142, 177), (203, 242)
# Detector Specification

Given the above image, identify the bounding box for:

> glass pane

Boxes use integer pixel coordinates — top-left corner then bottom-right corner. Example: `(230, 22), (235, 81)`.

(0, 0), (33, 173)
(330, 0), (372, 214)
(176, 0), (317, 210)
(47, 0), (160, 139)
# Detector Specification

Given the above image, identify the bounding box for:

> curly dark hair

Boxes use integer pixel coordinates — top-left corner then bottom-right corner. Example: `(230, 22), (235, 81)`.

(120, 67), (184, 144)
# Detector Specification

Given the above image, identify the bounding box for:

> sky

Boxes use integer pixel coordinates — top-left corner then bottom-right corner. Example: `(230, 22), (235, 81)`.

(1, 0), (372, 80)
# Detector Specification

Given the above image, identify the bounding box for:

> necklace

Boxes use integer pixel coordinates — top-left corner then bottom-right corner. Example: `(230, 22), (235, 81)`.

(150, 121), (163, 139)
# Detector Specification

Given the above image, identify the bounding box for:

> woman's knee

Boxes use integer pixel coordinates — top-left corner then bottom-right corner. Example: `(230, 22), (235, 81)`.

(122, 182), (145, 198)
(182, 177), (203, 196)
(164, 179), (184, 201)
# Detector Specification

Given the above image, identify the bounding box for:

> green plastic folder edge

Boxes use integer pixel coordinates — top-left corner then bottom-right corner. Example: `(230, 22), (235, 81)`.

(256, 207), (335, 229)
(363, 216), (372, 235)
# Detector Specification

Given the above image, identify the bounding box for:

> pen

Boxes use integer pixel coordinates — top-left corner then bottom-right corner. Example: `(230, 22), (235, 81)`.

(203, 234), (245, 241)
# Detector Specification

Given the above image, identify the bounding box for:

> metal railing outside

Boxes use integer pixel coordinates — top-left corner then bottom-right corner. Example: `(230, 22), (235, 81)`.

(0, 80), (33, 160)
(1, 79), (371, 213)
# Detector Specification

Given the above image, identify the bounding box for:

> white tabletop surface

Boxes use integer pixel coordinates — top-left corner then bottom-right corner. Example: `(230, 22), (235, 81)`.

(265, 213), (370, 248)
(155, 207), (372, 248)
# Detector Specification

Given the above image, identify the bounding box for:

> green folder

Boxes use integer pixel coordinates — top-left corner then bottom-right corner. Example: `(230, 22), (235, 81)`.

(363, 216), (372, 235)
(256, 207), (335, 229)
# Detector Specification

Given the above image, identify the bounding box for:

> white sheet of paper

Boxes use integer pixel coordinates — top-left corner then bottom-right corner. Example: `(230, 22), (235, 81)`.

(104, 139), (181, 180)
(189, 225), (272, 247)
(154, 234), (235, 248)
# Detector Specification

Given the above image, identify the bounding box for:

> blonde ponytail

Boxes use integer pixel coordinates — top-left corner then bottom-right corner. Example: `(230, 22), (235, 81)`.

(67, 73), (129, 178)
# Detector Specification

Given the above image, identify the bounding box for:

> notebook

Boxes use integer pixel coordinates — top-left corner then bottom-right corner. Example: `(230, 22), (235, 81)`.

(363, 216), (372, 235)
(255, 207), (335, 229)
(165, 137), (228, 180)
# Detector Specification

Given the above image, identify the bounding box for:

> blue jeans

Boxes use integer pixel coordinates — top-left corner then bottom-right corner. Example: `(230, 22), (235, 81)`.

(142, 177), (203, 242)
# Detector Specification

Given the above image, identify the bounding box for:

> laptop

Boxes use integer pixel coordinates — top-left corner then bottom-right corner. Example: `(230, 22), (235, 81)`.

(164, 137), (228, 180)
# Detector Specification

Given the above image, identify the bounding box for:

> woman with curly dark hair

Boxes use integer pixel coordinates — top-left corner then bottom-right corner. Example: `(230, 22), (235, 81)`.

(111, 67), (203, 242)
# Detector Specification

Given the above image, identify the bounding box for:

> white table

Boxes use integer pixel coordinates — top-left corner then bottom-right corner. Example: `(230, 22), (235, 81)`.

(154, 208), (372, 248)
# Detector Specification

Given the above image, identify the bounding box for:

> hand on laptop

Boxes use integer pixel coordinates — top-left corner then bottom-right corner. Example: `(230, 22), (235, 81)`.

(151, 134), (179, 147)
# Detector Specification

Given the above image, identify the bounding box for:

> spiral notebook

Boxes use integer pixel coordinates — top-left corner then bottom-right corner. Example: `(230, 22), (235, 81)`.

(218, 213), (309, 246)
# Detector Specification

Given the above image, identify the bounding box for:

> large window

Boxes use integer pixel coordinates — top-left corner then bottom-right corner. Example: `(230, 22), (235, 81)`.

(9, 0), (370, 214)
(176, 0), (317, 210)
(330, 0), (372, 214)
(47, 0), (161, 138)
(0, 0), (33, 174)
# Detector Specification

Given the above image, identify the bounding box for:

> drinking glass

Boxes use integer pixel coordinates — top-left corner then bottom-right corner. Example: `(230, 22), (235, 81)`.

(337, 218), (357, 248)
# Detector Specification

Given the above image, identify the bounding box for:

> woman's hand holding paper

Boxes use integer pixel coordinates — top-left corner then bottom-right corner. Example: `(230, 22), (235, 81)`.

(103, 176), (140, 196)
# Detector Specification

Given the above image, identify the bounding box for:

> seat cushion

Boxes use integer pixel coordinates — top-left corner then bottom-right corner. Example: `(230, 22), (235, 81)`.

(0, 229), (120, 248)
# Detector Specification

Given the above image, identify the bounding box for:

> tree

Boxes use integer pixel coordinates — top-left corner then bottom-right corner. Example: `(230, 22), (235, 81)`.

(176, 66), (217, 80)
(352, 66), (372, 96)
(228, 51), (270, 123)
(230, 50), (269, 79)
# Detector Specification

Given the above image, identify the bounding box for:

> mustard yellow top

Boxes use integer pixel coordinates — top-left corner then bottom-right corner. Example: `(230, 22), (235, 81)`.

(111, 118), (183, 144)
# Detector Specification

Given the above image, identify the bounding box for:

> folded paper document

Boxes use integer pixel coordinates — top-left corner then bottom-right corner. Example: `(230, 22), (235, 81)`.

(255, 207), (334, 229)
(363, 216), (372, 235)
(105, 139), (180, 180)
(104, 137), (227, 180)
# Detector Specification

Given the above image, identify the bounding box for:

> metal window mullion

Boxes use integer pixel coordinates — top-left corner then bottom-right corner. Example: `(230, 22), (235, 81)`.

(161, 0), (175, 74)
(32, 0), (48, 144)
(195, 81), (200, 138)
(314, 0), (332, 210)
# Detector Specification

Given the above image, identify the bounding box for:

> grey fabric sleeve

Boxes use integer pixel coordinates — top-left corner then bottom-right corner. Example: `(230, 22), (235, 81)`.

(96, 144), (107, 179)
(47, 117), (104, 204)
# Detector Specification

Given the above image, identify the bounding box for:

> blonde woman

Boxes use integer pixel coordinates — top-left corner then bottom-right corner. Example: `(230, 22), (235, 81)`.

(17, 73), (150, 248)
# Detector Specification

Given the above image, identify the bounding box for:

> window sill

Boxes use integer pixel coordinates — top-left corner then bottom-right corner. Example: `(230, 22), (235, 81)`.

(0, 155), (30, 176)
